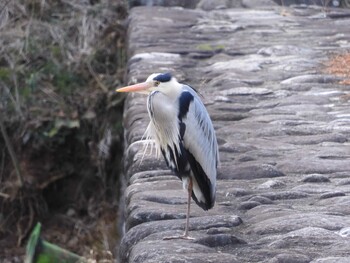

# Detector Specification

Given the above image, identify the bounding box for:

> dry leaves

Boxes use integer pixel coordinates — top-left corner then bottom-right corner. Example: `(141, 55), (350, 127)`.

(325, 52), (350, 85)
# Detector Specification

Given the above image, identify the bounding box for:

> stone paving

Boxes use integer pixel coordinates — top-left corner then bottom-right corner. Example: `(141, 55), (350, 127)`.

(118, 2), (350, 262)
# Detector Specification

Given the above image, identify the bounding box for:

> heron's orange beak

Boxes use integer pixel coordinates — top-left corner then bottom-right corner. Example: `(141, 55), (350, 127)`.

(116, 82), (152, 93)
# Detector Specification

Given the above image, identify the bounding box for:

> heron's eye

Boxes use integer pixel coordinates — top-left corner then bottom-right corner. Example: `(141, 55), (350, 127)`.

(154, 81), (160, 87)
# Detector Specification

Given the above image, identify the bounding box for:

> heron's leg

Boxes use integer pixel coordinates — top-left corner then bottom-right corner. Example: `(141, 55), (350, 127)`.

(183, 177), (192, 237)
(163, 177), (195, 240)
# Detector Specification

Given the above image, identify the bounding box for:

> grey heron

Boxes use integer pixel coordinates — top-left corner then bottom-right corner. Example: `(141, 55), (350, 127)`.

(117, 72), (219, 239)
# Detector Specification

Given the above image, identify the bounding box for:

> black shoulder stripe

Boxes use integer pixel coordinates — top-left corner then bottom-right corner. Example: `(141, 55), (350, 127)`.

(178, 91), (194, 120)
(179, 122), (186, 139)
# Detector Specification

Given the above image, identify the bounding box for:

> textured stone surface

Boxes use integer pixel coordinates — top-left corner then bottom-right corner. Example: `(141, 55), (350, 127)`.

(119, 3), (350, 263)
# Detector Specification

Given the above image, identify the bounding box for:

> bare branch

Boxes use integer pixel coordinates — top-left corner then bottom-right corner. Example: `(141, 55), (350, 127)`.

(0, 112), (24, 187)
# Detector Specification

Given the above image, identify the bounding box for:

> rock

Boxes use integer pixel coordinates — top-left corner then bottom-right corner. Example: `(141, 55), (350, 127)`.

(238, 201), (261, 210)
(310, 257), (350, 263)
(337, 178), (350, 185)
(267, 253), (311, 263)
(222, 187), (252, 197)
(119, 215), (243, 263)
(292, 184), (335, 194)
(319, 191), (346, 199)
(129, 240), (242, 263)
(218, 164), (286, 180)
(194, 233), (246, 247)
(316, 196), (350, 215)
(197, 0), (233, 10)
(281, 75), (342, 85)
(262, 191), (310, 200)
(206, 227), (232, 234)
(248, 195), (274, 204)
(248, 213), (350, 235)
(129, 0), (200, 8)
(220, 87), (273, 96)
(242, 0), (278, 8)
(258, 45), (313, 57)
(268, 227), (344, 248)
(302, 174), (330, 183)
(338, 227), (350, 238)
(258, 179), (286, 189)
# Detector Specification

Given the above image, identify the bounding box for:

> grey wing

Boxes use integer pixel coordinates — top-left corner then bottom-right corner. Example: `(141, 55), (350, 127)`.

(181, 87), (219, 209)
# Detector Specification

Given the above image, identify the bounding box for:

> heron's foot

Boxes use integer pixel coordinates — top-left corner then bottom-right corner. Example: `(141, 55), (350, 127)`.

(163, 234), (195, 240)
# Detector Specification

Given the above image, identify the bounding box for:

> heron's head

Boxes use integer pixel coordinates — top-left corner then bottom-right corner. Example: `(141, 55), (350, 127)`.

(116, 73), (181, 96)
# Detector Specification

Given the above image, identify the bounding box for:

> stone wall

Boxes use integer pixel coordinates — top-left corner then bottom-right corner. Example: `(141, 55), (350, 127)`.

(119, 3), (350, 262)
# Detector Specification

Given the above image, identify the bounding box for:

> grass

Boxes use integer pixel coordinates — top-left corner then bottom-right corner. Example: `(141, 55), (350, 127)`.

(0, 0), (127, 115)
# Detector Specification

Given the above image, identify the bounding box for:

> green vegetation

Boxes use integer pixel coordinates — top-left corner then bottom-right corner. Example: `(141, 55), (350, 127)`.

(196, 43), (225, 52)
